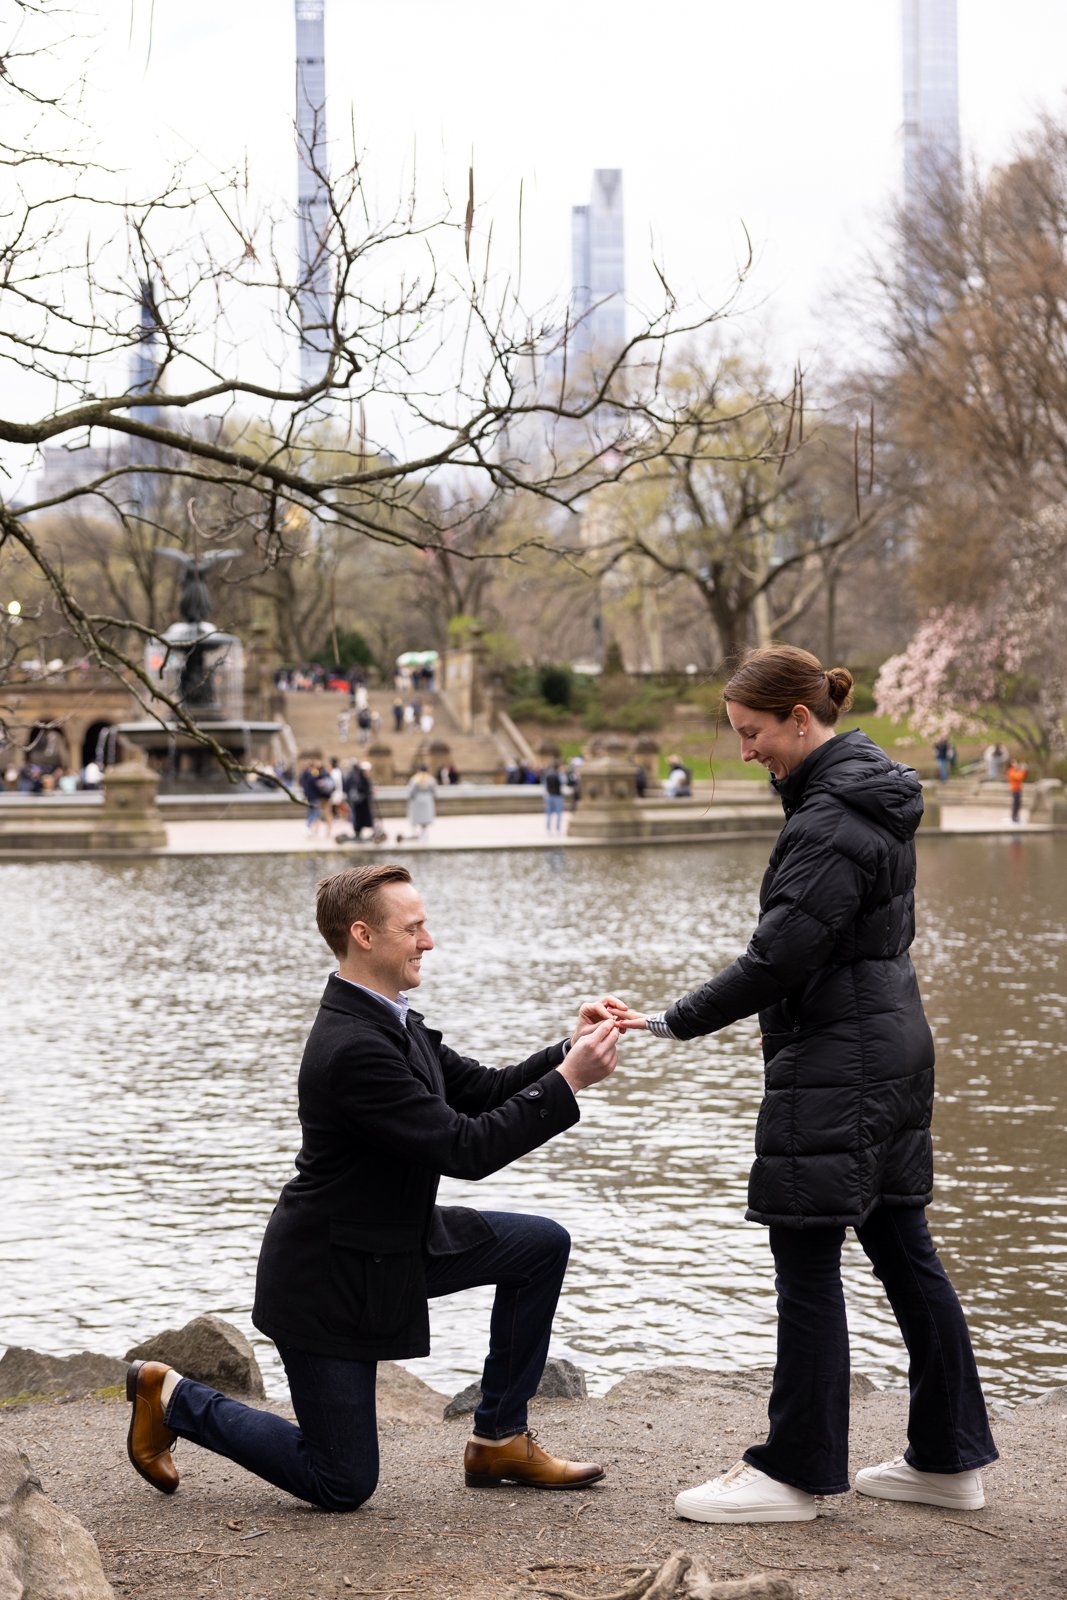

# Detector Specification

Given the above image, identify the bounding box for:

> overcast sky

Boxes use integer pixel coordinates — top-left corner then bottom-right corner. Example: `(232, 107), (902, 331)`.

(75, 1), (1067, 354)
(7, 0), (1067, 472)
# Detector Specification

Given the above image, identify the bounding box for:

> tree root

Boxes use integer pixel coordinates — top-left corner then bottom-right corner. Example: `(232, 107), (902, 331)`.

(536, 1550), (797, 1600)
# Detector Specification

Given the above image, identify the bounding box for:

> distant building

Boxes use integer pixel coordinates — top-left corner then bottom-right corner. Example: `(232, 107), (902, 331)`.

(33, 279), (163, 513)
(570, 168), (626, 367)
(126, 278), (166, 515)
(901, 0), (960, 216)
(31, 440), (116, 512)
(294, 0), (331, 389)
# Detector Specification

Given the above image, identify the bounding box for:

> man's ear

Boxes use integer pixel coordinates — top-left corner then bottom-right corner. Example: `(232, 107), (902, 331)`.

(349, 918), (374, 953)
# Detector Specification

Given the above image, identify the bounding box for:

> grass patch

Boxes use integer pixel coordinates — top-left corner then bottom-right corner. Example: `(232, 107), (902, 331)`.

(526, 708), (1021, 780)
(662, 714), (930, 781)
(0, 1383), (126, 1407)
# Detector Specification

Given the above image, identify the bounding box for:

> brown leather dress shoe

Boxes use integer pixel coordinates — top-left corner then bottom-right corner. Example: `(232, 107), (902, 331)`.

(126, 1360), (179, 1494)
(463, 1430), (605, 1490)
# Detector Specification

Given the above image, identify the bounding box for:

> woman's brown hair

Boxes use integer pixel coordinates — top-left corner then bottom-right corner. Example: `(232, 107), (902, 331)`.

(723, 645), (854, 726)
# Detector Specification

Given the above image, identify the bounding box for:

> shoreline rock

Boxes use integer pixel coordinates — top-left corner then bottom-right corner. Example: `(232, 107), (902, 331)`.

(0, 1437), (115, 1599)
(125, 1314), (266, 1399)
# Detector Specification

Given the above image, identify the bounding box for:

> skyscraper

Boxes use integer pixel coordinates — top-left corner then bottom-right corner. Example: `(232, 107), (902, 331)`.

(127, 278), (164, 514)
(570, 169), (626, 367)
(901, 0), (960, 216)
(294, 0), (331, 389)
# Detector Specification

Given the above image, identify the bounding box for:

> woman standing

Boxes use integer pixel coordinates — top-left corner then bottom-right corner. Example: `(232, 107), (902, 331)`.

(344, 760), (375, 841)
(406, 763), (437, 841)
(615, 645), (997, 1524)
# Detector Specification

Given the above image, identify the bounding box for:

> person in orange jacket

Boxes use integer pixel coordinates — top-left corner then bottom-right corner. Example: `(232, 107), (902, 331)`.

(1006, 758), (1028, 822)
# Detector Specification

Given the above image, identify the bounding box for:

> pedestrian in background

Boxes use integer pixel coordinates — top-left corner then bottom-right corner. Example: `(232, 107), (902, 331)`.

(983, 742), (1009, 781)
(299, 759), (332, 840)
(543, 762), (565, 834)
(406, 764), (437, 841)
(344, 760), (375, 841)
(1007, 757), (1028, 822)
(933, 735), (951, 782)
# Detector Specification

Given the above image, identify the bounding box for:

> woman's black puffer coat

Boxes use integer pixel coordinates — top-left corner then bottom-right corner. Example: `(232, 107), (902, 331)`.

(665, 730), (935, 1229)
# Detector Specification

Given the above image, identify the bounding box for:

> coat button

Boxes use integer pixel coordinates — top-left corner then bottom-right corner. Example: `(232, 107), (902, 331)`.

(793, 1023), (800, 1033)
(525, 1086), (542, 1098)
(539, 1110), (548, 1119)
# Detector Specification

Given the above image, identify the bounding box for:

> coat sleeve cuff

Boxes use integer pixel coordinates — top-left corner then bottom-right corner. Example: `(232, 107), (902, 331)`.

(645, 1012), (678, 1039)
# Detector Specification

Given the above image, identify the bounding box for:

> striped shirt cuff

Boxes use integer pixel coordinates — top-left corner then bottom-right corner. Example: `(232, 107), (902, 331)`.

(645, 1012), (678, 1039)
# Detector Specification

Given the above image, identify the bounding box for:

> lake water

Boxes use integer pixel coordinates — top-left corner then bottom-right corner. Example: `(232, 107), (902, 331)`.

(1, 837), (1064, 1404)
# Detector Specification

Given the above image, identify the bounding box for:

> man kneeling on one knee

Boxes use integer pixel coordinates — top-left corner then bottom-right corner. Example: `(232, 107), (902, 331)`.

(127, 863), (620, 1510)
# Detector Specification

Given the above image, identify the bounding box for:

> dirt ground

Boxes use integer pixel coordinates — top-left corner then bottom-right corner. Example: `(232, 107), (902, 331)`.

(3, 1364), (1064, 1600)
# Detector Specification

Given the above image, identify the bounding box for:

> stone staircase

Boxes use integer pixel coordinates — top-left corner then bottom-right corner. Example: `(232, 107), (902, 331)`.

(280, 688), (508, 781)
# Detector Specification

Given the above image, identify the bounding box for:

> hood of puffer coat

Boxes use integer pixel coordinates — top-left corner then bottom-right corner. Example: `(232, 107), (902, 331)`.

(773, 729), (924, 841)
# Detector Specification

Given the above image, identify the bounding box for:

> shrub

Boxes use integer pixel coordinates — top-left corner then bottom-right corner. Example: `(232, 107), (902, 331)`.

(538, 664), (575, 708)
(312, 628), (375, 672)
(508, 696), (572, 724)
(584, 684), (673, 733)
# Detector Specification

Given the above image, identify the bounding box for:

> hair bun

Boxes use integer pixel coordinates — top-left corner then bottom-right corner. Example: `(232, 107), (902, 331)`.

(825, 667), (854, 709)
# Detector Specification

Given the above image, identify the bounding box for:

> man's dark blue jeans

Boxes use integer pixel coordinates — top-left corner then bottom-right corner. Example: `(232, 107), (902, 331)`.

(165, 1210), (570, 1511)
(743, 1204), (999, 1496)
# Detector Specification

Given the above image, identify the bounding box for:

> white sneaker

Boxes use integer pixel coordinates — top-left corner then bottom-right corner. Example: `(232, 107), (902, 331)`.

(855, 1455), (984, 1510)
(675, 1460), (817, 1523)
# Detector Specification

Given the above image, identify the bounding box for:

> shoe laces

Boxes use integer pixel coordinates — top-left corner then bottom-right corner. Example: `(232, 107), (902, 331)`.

(717, 1460), (760, 1487)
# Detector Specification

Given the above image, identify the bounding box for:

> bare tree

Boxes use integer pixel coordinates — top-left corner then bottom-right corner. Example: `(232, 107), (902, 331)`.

(859, 111), (1067, 608)
(0, 6), (795, 773)
(583, 352), (892, 665)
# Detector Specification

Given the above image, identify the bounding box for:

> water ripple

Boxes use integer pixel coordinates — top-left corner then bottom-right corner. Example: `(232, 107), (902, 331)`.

(1, 838), (1064, 1403)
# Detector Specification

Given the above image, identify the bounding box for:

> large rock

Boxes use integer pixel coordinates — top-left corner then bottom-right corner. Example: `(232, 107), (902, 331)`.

(125, 1315), (265, 1399)
(0, 1347), (126, 1401)
(1018, 1384), (1067, 1409)
(604, 1364), (878, 1406)
(0, 1438), (115, 1599)
(443, 1357), (588, 1420)
(376, 1362), (449, 1424)
(532, 1356), (588, 1401)
(604, 1365), (773, 1405)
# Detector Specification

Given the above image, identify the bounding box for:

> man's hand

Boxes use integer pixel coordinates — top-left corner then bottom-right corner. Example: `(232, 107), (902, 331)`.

(572, 994), (624, 1042)
(602, 996), (648, 1032)
(557, 1017), (619, 1094)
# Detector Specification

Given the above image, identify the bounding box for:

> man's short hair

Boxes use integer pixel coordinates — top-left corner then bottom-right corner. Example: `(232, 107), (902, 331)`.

(316, 864), (413, 959)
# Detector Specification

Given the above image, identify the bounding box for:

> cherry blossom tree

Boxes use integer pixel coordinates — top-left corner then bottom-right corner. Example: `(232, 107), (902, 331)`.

(875, 507), (1067, 766)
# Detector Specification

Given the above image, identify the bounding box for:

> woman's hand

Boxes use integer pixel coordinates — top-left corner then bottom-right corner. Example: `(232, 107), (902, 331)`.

(573, 994), (622, 1041)
(603, 996), (648, 1031)
(579, 992), (646, 1030)
(573, 995), (648, 1039)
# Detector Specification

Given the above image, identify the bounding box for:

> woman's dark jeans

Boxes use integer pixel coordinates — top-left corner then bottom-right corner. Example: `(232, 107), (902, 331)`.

(164, 1210), (570, 1511)
(743, 1205), (998, 1496)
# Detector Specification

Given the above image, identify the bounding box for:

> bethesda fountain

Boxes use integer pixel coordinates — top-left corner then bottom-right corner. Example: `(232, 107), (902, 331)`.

(112, 547), (290, 791)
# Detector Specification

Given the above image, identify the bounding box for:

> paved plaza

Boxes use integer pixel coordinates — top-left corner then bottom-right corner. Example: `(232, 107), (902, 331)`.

(161, 802), (1055, 856)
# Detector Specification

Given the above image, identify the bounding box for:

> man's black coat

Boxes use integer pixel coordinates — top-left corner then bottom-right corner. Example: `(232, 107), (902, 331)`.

(252, 976), (578, 1360)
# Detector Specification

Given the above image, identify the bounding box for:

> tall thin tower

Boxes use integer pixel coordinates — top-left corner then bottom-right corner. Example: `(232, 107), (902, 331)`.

(128, 278), (164, 514)
(570, 169), (625, 367)
(295, 0), (331, 389)
(901, 0), (960, 216)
